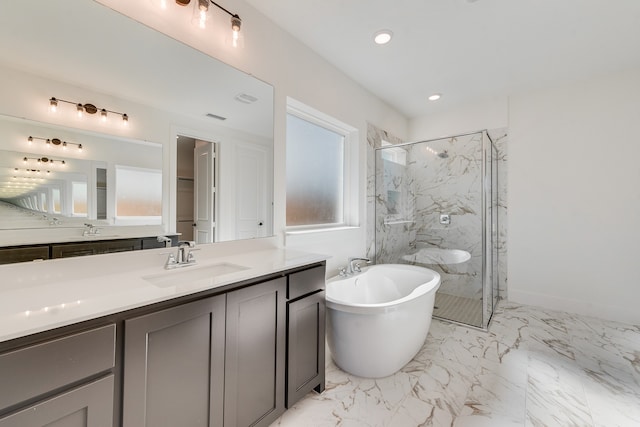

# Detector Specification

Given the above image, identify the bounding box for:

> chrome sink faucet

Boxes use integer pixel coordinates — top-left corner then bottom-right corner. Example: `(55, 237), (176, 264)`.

(82, 223), (100, 236)
(156, 236), (173, 248)
(165, 241), (197, 269)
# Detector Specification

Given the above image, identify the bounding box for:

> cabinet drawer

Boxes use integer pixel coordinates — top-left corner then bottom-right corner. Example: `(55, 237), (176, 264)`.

(0, 375), (114, 427)
(0, 324), (116, 410)
(287, 265), (325, 300)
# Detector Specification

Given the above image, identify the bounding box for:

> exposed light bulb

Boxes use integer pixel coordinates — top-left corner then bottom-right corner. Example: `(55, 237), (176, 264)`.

(122, 114), (129, 126)
(28, 136), (33, 145)
(230, 16), (242, 48)
(49, 97), (58, 113)
(78, 144), (83, 151)
(192, 0), (209, 29)
(100, 109), (107, 122)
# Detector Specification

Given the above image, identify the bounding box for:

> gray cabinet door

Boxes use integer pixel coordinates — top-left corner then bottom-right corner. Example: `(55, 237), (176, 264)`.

(123, 296), (225, 427)
(0, 375), (114, 427)
(286, 290), (326, 407)
(224, 277), (286, 427)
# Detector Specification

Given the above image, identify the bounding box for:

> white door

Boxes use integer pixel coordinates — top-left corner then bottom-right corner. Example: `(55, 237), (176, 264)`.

(235, 144), (267, 239)
(193, 142), (215, 243)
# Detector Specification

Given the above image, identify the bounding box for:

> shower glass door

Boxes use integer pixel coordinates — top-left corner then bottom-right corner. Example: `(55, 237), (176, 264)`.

(375, 131), (495, 329)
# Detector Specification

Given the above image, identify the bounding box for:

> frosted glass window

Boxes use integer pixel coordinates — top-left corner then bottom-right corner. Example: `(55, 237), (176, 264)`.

(115, 166), (162, 217)
(51, 188), (61, 213)
(40, 192), (48, 212)
(286, 113), (345, 226)
(72, 181), (87, 216)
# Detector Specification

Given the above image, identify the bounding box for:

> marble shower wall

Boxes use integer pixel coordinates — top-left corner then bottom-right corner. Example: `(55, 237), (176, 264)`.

(406, 133), (484, 299)
(366, 123), (508, 300)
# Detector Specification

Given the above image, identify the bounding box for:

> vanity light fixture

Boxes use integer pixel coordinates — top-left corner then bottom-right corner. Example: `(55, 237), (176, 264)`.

(48, 97), (129, 125)
(21, 168), (51, 175)
(373, 30), (393, 45)
(28, 136), (83, 151)
(23, 156), (66, 167)
(155, 0), (242, 47)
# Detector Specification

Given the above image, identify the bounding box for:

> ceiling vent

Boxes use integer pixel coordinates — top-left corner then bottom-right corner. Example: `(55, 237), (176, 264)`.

(234, 93), (258, 104)
(206, 113), (227, 121)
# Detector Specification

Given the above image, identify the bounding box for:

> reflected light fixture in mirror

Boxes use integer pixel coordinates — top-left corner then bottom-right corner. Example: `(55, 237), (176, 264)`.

(28, 136), (83, 151)
(49, 97), (129, 126)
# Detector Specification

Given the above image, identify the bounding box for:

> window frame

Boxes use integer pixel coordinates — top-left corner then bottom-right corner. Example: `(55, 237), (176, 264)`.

(285, 98), (359, 232)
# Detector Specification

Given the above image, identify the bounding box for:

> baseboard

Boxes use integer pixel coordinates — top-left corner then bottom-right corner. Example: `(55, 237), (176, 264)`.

(508, 288), (640, 325)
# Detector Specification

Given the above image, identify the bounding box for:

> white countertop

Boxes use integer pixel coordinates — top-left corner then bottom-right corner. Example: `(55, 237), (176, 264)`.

(0, 241), (328, 343)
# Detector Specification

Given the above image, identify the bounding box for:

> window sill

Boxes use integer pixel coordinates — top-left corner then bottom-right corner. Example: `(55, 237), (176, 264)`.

(285, 226), (360, 236)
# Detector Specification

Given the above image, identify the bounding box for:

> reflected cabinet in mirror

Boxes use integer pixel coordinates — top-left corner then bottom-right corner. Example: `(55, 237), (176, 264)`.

(0, 0), (274, 247)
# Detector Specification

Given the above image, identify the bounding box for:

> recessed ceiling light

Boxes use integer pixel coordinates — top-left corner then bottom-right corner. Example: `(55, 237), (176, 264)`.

(373, 30), (393, 45)
(428, 93), (442, 101)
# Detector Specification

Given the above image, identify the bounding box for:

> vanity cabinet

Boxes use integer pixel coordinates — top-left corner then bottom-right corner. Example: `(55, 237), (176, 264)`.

(224, 277), (286, 427)
(0, 245), (49, 264)
(0, 376), (114, 427)
(123, 296), (226, 427)
(0, 235), (178, 264)
(0, 260), (326, 427)
(286, 266), (326, 407)
(123, 277), (288, 427)
(52, 239), (142, 258)
(0, 324), (116, 427)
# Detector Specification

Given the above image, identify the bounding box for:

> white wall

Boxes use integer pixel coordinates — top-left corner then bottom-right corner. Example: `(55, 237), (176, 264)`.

(409, 96), (508, 142)
(97, 0), (408, 274)
(508, 69), (640, 325)
(409, 69), (640, 324)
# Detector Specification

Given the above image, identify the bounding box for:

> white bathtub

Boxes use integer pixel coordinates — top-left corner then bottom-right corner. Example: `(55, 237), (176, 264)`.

(326, 264), (440, 378)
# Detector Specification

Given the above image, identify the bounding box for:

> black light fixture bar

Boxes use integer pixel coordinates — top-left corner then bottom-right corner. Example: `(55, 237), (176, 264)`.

(23, 156), (67, 166)
(49, 97), (129, 125)
(166, 0), (241, 41)
(28, 136), (83, 151)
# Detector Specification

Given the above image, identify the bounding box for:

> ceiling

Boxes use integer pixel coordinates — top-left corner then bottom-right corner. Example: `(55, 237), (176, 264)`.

(245, 0), (640, 119)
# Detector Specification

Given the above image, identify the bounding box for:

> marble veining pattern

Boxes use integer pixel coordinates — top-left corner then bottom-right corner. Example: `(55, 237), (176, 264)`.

(272, 302), (640, 427)
(366, 123), (508, 307)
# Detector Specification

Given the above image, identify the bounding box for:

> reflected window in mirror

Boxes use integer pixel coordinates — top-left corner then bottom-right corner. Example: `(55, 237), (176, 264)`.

(114, 166), (162, 225)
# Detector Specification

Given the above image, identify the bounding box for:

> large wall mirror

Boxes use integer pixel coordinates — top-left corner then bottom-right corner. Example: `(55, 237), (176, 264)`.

(0, 0), (274, 246)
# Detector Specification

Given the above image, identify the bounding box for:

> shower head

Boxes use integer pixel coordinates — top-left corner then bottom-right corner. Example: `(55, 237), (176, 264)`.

(437, 150), (449, 159)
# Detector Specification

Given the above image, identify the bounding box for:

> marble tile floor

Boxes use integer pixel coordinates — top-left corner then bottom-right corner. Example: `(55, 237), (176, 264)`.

(272, 301), (640, 427)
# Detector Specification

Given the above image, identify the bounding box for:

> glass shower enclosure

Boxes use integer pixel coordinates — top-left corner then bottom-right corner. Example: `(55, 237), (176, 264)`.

(374, 131), (498, 329)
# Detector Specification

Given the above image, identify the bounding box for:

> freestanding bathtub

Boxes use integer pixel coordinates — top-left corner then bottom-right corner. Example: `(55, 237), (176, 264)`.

(326, 264), (441, 378)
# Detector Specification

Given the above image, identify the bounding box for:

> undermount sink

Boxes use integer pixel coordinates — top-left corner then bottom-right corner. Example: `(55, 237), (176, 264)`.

(143, 262), (249, 288)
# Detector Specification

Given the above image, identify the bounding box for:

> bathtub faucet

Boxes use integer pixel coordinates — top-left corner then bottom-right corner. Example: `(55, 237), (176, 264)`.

(346, 257), (371, 275)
